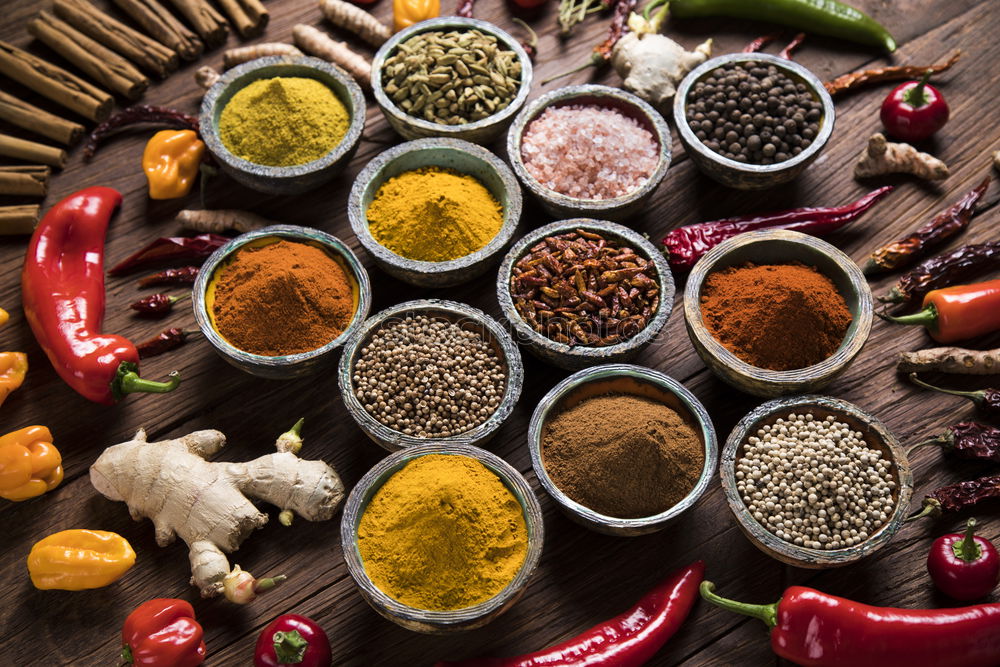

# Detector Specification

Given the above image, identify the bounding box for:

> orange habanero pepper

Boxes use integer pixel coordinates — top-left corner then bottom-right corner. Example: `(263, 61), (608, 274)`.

(142, 130), (206, 200)
(28, 529), (136, 590)
(0, 425), (62, 501)
(0, 352), (27, 408)
(393, 0), (440, 32)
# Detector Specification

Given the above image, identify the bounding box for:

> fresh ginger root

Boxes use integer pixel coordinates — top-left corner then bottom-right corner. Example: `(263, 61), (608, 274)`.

(89, 422), (344, 601)
(175, 208), (275, 233)
(612, 34), (712, 113)
(854, 133), (949, 181)
(194, 66), (220, 90)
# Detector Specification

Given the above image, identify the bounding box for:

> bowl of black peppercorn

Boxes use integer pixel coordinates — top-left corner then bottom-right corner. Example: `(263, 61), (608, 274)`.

(673, 53), (835, 190)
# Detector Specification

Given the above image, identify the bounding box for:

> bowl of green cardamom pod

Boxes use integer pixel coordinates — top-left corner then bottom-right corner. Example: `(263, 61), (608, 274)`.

(200, 55), (365, 195)
(371, 17), (533, 144)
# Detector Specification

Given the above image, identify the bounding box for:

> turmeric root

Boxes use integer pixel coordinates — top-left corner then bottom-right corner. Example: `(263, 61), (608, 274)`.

(854, 133), (949, 181)
(223, 43), (303, 69)
(293, 24), (371, 88)
(89, 423), (344, 601)
(318, 0), (391, 47)
(898, 346), (1000, 375)
(175, 208), (275, 233)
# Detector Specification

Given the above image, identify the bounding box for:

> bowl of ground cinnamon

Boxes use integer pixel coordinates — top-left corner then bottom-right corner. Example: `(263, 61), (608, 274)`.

(528, 364), (717, 536)
(683, 229), (873, 397)
(193, 225), (371, 379)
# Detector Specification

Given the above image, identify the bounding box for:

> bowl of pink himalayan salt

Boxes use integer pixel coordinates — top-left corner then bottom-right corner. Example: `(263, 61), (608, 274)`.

(506, 84), (671, 223)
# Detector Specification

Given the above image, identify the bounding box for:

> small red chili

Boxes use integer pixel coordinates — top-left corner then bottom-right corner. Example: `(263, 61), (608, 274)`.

(880, 71), (950, 142)
(928, 518), (1000, 601)
(880, 278), (1000, 343)
(121, 598), (206, 666)
(254, 614), (331, 667)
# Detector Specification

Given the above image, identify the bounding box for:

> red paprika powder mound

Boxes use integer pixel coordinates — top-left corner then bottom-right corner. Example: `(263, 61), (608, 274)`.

(211, 239), (355, 356)
(700, 262), (852, 371)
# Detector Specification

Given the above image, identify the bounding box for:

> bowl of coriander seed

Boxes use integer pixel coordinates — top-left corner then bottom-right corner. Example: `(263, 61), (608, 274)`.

(720, 395), (912, 568)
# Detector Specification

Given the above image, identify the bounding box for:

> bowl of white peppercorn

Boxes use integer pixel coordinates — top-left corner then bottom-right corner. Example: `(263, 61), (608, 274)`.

(673, 53), (834, 190)
(337, 299), (524, 451)
(720, 395), (912, 568)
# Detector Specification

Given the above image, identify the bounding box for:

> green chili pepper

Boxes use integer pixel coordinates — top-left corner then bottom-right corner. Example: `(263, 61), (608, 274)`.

(670, 0), (896, 52)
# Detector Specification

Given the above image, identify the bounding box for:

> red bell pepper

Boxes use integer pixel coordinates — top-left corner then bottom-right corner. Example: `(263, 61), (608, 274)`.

(21, 187), (180, 404)
(928, 518), (1000, 601)
(121, 598), (206, 667)
(701, 580), (1000, 667)
(435, 560), (704, 667)
(254, 614), (332, 666)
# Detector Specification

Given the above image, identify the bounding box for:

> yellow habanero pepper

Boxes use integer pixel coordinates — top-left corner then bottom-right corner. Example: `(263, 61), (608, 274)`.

(393, 0), (440, 32)
(142, 129), (206, 200)
(28, 529), (136, 590)
(0, 352), (27, 408)
(0, 425), (62, 501)
(0, 307), (8, 328)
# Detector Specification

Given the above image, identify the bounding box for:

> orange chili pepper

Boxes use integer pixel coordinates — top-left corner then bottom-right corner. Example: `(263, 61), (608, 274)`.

(393, 0), (440, 32)
(0, 352), (28, 407)
(0, 425), (62, 501)
(142, 129), (205, 200)
(28, 529), (136, 590)
(883, 278), (1000, 343)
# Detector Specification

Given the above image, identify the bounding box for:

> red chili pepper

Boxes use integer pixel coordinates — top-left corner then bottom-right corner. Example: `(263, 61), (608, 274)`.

(928, 518), (1000, 601)
(129, 293), (188, 317)
(701, 580), (1000, 667)
(880, 242), (1000, 306)
(880, 71), (950, 142)
(85, 105), (199, 160)
(456, 0), (475, 16)
(662, 186), (893, 271)
(881, 278), (1000, 343)
(908, 422), (1000, 462)
(909, 373), (1000, 418)
(435, 560), (703, 667)
(254, 614), (332, 667)
(110, 234), (228, 275)
(743, 33), (781, 53)
(22, 187), (181, 405)
(912, 474), (1000, 519)
(121, 598), (206, 667)
(137, 328), (196, 359)
(138, 266), (200, 288)
(778, 33), (805, 60)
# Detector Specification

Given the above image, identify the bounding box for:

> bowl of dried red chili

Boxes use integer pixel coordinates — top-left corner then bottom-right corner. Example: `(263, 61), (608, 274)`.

(683, 229), (872, 397)
(720, 395), (912, 568)
(497, 219), (674, 371)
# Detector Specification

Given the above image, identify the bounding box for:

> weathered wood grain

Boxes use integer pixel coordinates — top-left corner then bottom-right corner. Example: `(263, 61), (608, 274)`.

(1, 0), (999, 665)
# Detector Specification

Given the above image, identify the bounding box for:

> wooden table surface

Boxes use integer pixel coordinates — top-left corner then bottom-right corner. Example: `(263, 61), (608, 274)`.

(2, 0), (999, 664)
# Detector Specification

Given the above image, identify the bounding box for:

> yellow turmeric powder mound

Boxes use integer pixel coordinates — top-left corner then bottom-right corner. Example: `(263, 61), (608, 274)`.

(357, 454), (528, 611)
(218, 76), (349, 167)
(366, 167), (503, 262)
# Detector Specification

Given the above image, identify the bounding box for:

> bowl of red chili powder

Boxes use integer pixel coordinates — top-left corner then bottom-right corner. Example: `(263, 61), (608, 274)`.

(683, 229), (873, 397)
(193, 225), (372, 379)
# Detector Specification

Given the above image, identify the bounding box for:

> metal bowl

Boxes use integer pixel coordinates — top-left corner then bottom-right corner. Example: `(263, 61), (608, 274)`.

(193, 225), (372, 379)
(528, 364), (717, 536)
(506, 84), (672, 222)
(721, 395), (912, 568)
(683, 229), (872, 397)
(337, 299), (523, 451)
(348, 137), (522, 288)
(496, 219), (674, 371)
(200, 56), (365, 195)
(672, 53), (835, 190)
(371, 17), (533, 144)
(340, 442), (544, 633)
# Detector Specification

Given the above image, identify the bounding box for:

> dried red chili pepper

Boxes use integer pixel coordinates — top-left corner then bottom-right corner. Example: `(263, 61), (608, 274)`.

(743, 33), (780, 53)
(137, 266), (200, 288)
(110, 234), (228, 276)
(824, 50), (961, 96)
(864, 177), (990, 275)
(456, 0), (475, 16)
(662, 186), (892, 271)
(85, 105), (200, 160)
(129, 293), (188, 317)
(137, 328), (196, 359)
(909, 422), (1000, 462)
(909, 373), (1000, 419)
(512, 18), (538, 60)
(880, 242), (1000, 306)
(911, 474), (1000, 520)
(778, 33), (805, 59)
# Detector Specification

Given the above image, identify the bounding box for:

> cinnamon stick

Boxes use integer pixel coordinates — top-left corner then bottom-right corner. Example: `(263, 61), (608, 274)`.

(166, 0), (228, 47)
(0, 134), (67, 168)
(0, 41), (112, 121)
(0, 205), (41, 235)
(111, 0), (203, 61)
(53, 0), (179, 78)
(0, 90), (84, 145)
(216, 0), (269, 37)
(29, 11), (150, 101)
(0, 166), (50, 197)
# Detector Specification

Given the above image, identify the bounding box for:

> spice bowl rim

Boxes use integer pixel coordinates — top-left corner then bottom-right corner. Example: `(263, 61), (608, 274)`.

(337, 298), (524, 451)
(199, 55), (366, 178)
(340, 441), (544, 633)
(682, 229), (873, 397)
(192, 224), (372, 374)
(720, 394), (913, 568)
(370, 17), (534, 140)
(505, 83), (672, 216)
(528, 363), (718, 536)
(496, 219), (675, 369)
(347, 137), (522, 282)
(672, 52), (835, 187)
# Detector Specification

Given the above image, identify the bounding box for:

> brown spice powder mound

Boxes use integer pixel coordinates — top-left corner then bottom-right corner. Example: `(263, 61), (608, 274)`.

(212, 239), (354, 356)
(700, 262), (853, 371)
(541, 394), (705, 519)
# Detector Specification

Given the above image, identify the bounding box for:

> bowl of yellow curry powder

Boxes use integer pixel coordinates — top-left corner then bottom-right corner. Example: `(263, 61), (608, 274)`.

(200, 56), (365, 195)
(341, 443), (544, 633)
(348, 137), (522, 288)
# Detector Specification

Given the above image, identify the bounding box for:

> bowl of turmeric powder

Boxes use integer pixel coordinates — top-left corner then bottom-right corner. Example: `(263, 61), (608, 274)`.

(200, 55), (365, 195)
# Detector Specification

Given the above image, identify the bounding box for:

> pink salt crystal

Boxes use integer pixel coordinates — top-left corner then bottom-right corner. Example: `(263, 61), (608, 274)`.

(520, 105), (659, 200)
